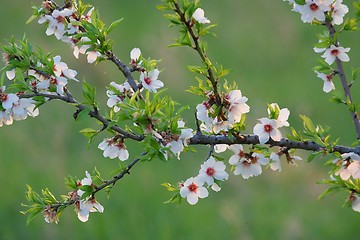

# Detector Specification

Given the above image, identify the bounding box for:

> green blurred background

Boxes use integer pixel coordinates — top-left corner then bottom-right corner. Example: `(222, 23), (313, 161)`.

(1, 0), (360, 239)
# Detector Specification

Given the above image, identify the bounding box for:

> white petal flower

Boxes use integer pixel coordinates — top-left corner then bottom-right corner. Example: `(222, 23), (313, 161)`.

(297, 0), (331, 23)
(315, 71), (335, 93)
(267, 103), (290, 127)
(253, 118), (282, 144)
(348, 161), (360, 179)
(76, 197), (104, 223)
(231, 152), (268, 179)
(6, 69), (16, 80)
(198, 156), (229, 186)
(331, 0), (349, 25)
(270, 152), (281, 172)
(352, 195), (360, 213)
(192, 8), (210, 24)
(1, 93), (19, 110)
(228, 144), (246, 165)
(140, 69), (164, 93)
(214, 144), (228, 153)
(196, 102), (213, 125)
(0, 109), (13, 127)
(11, 98), (39, 121)
(53, 55), (68, 77)
(87, 50), (101, 64)
(98, 138), (129, 161)
(321, 45), (350, 65)
(180, 176), (209, 205)
(130, 48), (141, 64)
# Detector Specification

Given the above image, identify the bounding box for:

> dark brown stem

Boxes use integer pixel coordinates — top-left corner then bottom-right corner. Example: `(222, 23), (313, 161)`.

(105, 51), (140, 92)
(93, 154), (144, 194)
(325, 20), (360, 140)
(189, 132), (360, 155)
(172, 1), (221, 106)
(21, 92), (143, 141)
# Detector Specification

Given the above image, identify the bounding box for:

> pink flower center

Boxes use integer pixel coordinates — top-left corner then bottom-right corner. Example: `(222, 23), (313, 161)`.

(331, 49), (339, 56)
(116, 142), (125, 149)
(326, 75), (333, 81)
(238, 150), (245, 158)
(188, 183), (198, 193)
(144, 76), (152, 85)
(50, 77), (57, 85)
(264, 124), (273, 133)
(241, 160), (251, 168)
(56, 16), (65, 24)
(1, 94), (8, 102)
(310, 4), (319, 11)
(206, 167), (215, 176)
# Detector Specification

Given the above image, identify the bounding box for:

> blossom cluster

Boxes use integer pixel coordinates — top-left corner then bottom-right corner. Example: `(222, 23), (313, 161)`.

(37, 1), (101, 63)
(159, 120), (194, 160)
(287, 0), (348, 25)
(98, 137), (129, 161)
(180, 143), (302, 205)
(0, 86), (39, 127)
(0, 52), (80, 128)
(333, 152), (360, 181)
(42, 171), (104, 223)
(180, 156), (228, 205)
(330, 152), (360, 212)
(286, 1), (351, 93)
(75, 171), (104, 222)
(105, 47), (164, 115)
(196, 89), (250, 134)
(253, 103), (290, 144)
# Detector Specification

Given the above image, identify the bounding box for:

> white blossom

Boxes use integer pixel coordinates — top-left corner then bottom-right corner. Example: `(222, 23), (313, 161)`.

(267, 103), (290, 128)
(270, 152), (282, 172)
(6, 69), (16, 80)
(352, 195), (360, 213)
(331, 0), (349, 25)
(198, 156), (229, 186)
(192, 8), (210, 24)
(130, 48), (141, 64)
(253, 118), (282, 144)
(321, 45), (350, 65)
(226, 90), (250, 124)
(297, 0), (331, 23)
(180, 176), (209, 205)
(140, 69), (164, 93)
(98, 138), (129, 161)
(315, 71), (335, 93)
(76, 197), (104, 222)
(230, 152), (269, 179)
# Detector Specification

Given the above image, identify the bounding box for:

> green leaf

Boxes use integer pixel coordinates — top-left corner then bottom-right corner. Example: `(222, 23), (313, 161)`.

(79, 128), (99, 143)
(318, 186), (342, 200)
(294, 0), (306, 5)
(300, 115), (316, 132)
(163, 193), (182, 205)
(352, 67), (360, 81)
(26, 15), (38, 24)
(106, 18), (124, 34)
(161, 183), (178, 192)
(81, 81), (96, 106)
(75, 108), (91, 122)
(307, 151), (322, 162)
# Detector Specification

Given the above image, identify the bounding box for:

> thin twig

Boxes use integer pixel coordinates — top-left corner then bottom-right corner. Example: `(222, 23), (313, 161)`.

(325, 20), (360, 140)
(172, 1), (221, 106)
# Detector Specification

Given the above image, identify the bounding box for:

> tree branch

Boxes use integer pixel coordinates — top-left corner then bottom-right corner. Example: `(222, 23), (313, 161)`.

(189, 132), (360, 155)
(325, 20), (360, 140)
(20, 91), (143, 141)
(105, 50), (140, 93)
(172, 1), (221, 105)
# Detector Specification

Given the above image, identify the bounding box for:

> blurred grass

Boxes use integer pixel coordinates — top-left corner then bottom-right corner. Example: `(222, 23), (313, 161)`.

(0, 0), (360, 239)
